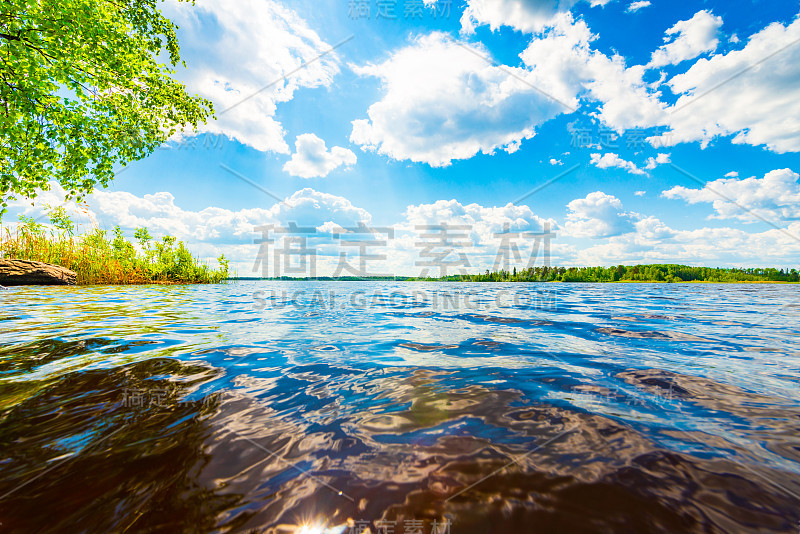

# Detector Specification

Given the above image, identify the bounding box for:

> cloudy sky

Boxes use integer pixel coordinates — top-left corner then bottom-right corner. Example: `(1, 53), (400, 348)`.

(10, 0), (800, 276)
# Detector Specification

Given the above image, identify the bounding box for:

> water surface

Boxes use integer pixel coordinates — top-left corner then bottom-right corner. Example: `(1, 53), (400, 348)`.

(1, 282), (798, 533)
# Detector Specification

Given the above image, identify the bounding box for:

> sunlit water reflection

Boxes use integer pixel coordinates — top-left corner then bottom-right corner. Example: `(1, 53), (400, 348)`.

(0, 282), (798, 532)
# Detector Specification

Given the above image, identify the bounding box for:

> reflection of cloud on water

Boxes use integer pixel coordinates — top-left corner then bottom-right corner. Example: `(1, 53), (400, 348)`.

(197, 367), (800, 532)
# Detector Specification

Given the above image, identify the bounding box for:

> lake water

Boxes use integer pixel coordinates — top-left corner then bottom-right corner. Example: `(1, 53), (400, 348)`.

(1, 282), (798, 533)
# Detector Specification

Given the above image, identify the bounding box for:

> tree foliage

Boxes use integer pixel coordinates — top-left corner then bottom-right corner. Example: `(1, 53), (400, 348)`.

(0, 0), (213, 214)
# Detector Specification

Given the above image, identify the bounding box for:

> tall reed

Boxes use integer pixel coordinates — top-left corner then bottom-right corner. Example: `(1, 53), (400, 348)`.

(0, 208), (228, 285)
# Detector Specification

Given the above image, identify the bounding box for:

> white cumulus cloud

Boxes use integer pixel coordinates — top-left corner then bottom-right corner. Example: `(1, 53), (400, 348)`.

(164, 0), (340, 153)
(644, 153), (671, 169)
(519, 14), (667, 133)
(350, 33), (568, 167)
(648, 10), (723, 68)
(662, 168), (800, 223)
(626, 1), (650, 13)
(9, 182), (800, 274)
(283, 134), (357, 178)
(590, 153), (647, 175)
(350, 10), (800, 166)
(460, 0), (611, 35)
(536, 14), (800, 155)
(398, 199), (558, 273)
(404, 199), (554, 238)
(569, 218), (800, 267)
(652, 17), (800, 153)
(268, 188), (372, 228)
(563, 191), (639, 238)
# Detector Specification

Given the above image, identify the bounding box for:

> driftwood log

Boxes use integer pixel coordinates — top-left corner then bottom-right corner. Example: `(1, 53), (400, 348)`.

(0, 259), (77, 286)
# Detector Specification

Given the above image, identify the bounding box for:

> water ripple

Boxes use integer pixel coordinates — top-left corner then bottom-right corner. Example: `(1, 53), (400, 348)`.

(0, 282), (798, 532)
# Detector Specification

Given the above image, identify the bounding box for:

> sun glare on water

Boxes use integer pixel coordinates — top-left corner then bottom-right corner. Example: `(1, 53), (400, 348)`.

(296, 523), (347, 534)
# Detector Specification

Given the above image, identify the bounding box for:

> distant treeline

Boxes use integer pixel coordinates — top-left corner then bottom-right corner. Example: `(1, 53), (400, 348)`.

(237, 264), (799, 283)
(444, 265), (800, 283)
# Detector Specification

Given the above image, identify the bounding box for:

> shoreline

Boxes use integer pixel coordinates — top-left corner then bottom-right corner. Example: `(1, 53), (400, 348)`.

(4, 279), (797, 287)
(225, 278), (798, 284)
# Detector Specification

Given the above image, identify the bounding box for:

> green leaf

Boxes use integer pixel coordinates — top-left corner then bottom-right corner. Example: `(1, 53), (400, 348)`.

(0, 0), (213, 216)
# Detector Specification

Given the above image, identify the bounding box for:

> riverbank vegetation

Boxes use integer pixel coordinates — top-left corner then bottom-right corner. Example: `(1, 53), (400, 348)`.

(0, 208), (228, 284)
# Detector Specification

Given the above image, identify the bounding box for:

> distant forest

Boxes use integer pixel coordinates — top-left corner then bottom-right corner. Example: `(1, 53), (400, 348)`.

(242, 264), (800, 283)
(448, 265), (800, 283)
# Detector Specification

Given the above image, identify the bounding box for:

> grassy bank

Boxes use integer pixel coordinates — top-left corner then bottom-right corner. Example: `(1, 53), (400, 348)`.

(1, 208), (228, 285)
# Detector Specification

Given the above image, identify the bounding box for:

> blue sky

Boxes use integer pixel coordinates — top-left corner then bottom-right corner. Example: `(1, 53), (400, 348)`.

(11, 0), (800, 275)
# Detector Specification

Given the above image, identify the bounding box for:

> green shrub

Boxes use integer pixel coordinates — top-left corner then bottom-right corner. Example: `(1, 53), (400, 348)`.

(1, 208), (229, 285)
